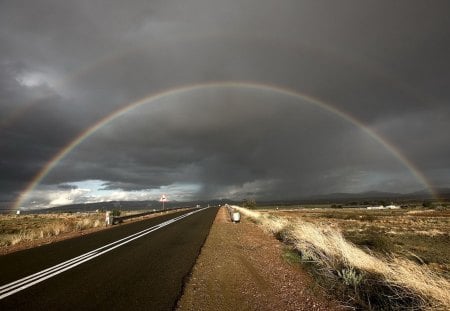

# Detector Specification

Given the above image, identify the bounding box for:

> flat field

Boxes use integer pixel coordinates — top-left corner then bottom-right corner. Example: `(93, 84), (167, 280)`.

(0, 212), (105, 252)
(262, 207), (450, 278)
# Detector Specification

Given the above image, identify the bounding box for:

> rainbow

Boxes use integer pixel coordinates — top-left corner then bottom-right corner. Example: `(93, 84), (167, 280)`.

(13, 81), (436, 210)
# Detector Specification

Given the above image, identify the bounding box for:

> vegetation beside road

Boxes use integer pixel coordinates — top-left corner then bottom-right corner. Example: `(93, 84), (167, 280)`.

(0, 213), (104, 248)
(272, 207), (450, 278)
(234, 206), (450, 310)
(0, 209), (182, 254)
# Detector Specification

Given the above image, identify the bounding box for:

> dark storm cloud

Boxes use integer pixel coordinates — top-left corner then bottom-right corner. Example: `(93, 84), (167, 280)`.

(1, 0), (450, 206)
(40, 90), (426, 200)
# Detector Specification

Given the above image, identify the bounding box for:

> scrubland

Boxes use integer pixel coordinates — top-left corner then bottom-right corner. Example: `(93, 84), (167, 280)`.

(0, 212), (105, 250)
(234, 206), (450, 310)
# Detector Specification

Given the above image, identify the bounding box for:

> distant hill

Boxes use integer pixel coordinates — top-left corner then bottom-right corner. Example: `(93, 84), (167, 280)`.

(18, 199), (239, 214)
(300, 188), (450, 203)
(253, 188), (450, 206)
(4, 187), (449, 214)
(307, 191), (403, 201)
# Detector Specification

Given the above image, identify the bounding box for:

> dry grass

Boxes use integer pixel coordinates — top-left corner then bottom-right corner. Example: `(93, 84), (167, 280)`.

(0, 209), (183, 253)
(0, 213), (104, 247)
(272, 207), (450, 277)
(234, 206), (450, 310)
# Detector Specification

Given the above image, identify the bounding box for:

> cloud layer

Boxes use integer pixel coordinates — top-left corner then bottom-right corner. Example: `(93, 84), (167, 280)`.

(1, 0), (449, 208)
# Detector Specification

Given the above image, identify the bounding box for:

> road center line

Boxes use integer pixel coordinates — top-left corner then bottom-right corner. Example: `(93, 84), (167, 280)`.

(0, 208), (208, 300)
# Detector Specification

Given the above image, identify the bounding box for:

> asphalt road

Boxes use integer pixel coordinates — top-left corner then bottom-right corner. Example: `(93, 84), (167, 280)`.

(0, 207), (218, 310)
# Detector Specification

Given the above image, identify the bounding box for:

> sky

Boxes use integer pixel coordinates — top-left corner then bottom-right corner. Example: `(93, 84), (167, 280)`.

(1, 0), (450, 209)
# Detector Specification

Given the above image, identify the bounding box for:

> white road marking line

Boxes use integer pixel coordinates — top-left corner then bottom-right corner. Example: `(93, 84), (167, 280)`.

(0, 251), (96, 292)
(0, 208), (208, 300)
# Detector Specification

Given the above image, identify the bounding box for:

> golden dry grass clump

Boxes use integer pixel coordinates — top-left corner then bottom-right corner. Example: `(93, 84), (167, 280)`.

(234, 206), (450, 310)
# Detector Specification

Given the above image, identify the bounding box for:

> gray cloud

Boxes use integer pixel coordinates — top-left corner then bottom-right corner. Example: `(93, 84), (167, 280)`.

(1, 0), (449, 207)
(57, 184), (78, 190)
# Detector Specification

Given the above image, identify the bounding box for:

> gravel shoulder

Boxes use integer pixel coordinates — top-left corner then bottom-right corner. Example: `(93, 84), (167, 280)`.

(177, 207), (344, 311)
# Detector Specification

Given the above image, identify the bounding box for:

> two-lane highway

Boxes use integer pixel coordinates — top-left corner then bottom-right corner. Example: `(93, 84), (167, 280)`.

(0, 207), (218, 310)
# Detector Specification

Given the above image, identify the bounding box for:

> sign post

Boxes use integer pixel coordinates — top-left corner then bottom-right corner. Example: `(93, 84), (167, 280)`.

(159, 194), (168, 210)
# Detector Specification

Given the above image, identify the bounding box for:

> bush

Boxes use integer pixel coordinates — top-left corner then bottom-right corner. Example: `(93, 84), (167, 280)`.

(282, 248), (302, 264)
(422, 201), (433, 208)
(275, 227), (293, 243)
(354, 232), (395, 254)
(242, 199), (256, 209)
(337, 267), (364, 289)
(112, 209), (121, 217)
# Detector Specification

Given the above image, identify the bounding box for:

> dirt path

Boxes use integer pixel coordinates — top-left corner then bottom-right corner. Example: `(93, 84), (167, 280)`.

(177, 207), (344, 311)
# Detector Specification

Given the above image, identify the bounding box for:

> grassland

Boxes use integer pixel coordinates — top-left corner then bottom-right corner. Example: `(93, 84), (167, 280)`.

(234, 205), (450, 310)
(268, 207), (450, 278)
(0, 212), (105, 251)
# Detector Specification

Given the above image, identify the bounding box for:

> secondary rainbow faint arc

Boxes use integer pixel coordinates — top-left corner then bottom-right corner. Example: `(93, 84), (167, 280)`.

(13, 81), (436, 210)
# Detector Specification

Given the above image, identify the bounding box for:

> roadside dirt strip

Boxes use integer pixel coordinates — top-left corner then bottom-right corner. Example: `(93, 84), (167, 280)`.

(177, 207), (344, 311)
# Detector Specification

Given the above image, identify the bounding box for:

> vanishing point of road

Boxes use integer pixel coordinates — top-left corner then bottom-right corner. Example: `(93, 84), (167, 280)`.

(0, 207), (218, 310)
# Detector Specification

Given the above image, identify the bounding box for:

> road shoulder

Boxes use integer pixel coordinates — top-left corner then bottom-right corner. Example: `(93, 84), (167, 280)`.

(177, 207), (344, 311)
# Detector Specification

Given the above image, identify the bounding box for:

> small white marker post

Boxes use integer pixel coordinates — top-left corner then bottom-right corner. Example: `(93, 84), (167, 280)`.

(105, 211), (111, 226)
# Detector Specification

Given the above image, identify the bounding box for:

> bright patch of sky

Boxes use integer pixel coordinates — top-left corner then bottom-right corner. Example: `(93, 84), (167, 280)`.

(21, 180), (201, 210)
(16, 71), (57, 88)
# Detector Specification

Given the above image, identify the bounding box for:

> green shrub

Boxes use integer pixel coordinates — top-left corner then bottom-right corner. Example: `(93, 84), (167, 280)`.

(282, 248), (302, 264)
(337, 267), (364, 289)
(354, 232), (395, 254)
